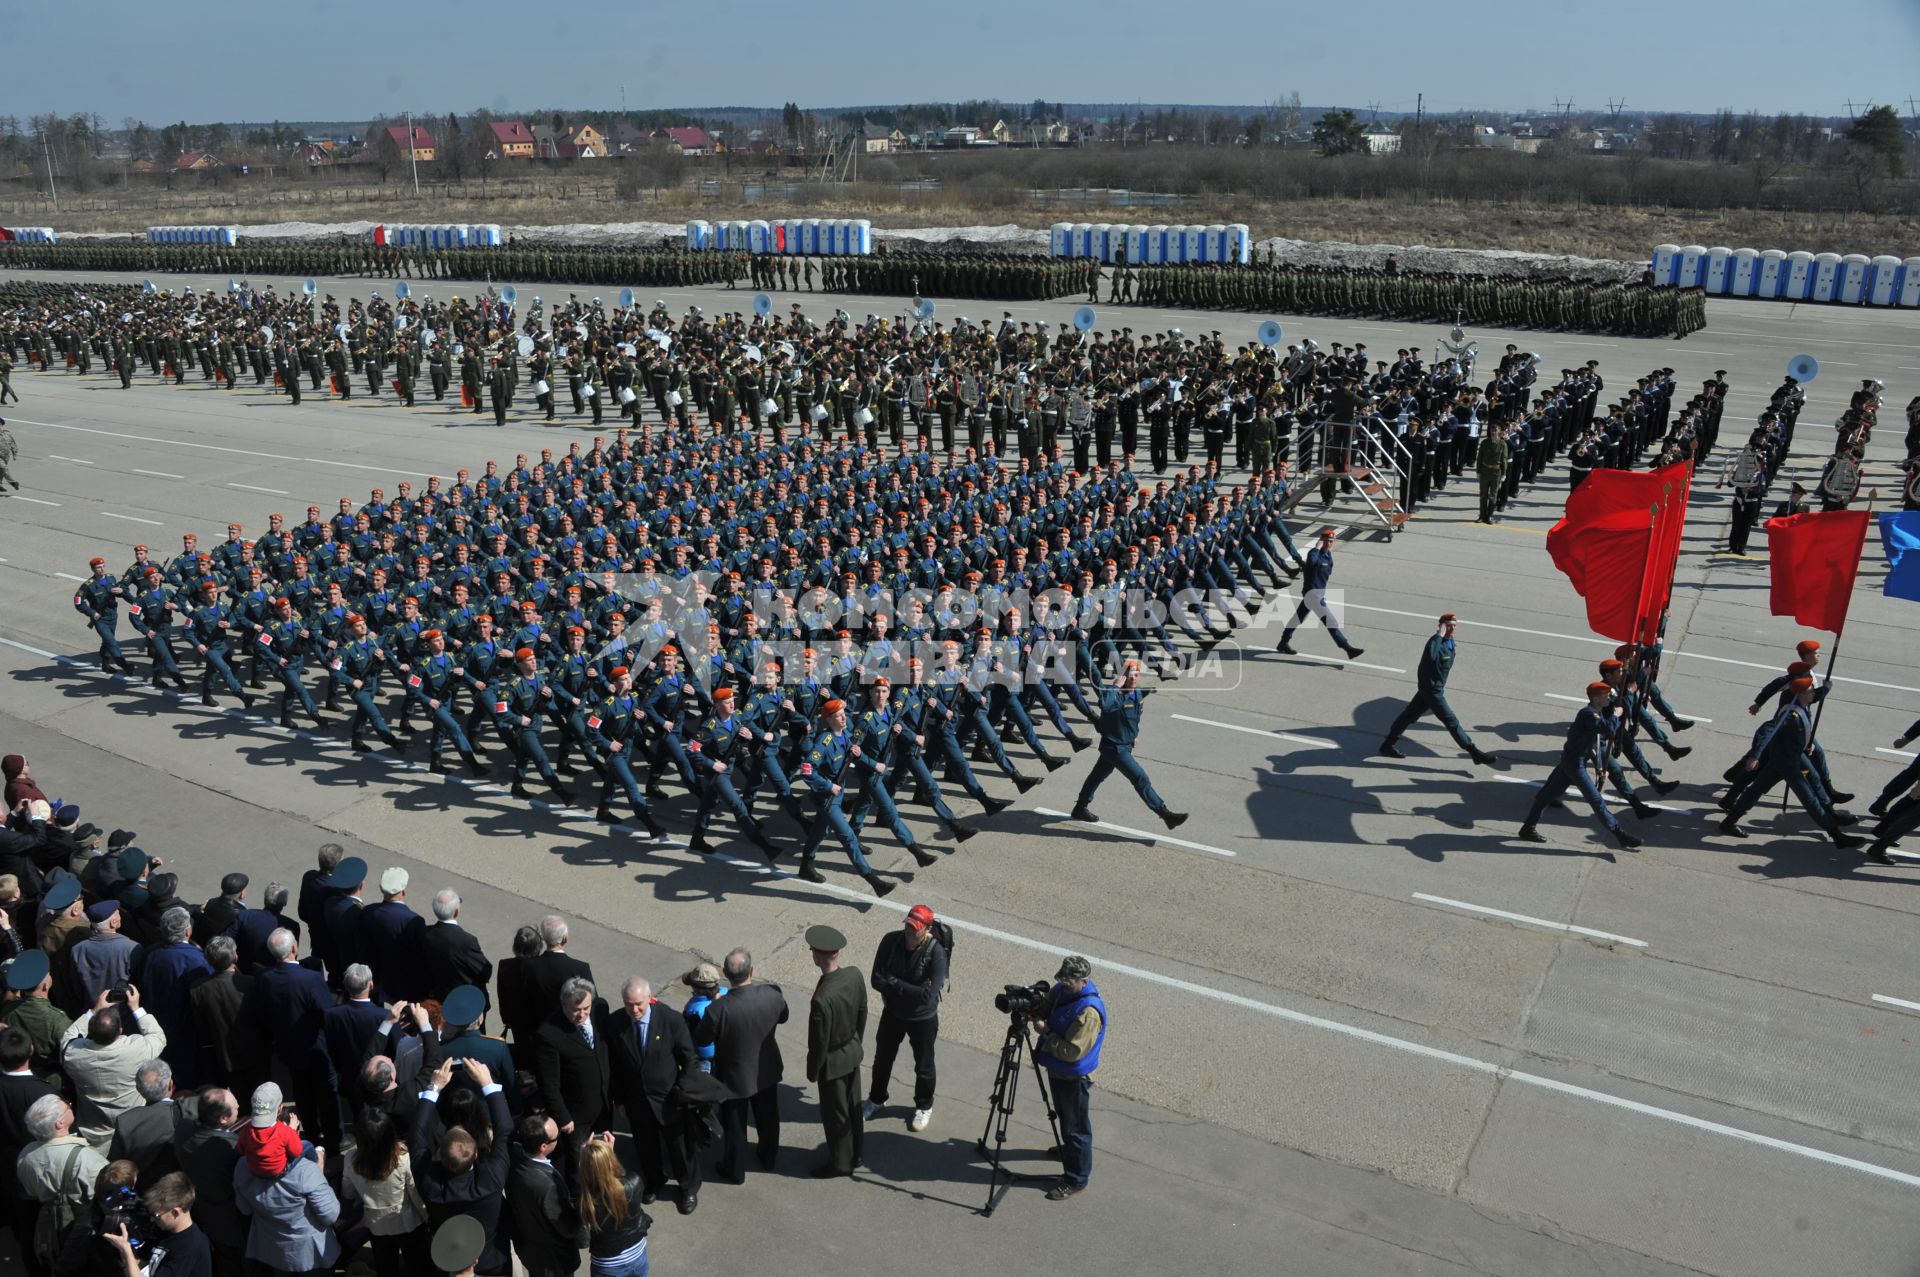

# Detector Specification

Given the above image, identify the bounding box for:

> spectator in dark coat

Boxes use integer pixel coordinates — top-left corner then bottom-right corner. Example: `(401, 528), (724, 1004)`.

(410, 1058), (512, 1277)
(357, 868), (427, 1001)
(421, 889), (492, 1004)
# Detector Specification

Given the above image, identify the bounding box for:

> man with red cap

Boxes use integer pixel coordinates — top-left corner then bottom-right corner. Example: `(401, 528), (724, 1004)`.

(257, 595), (326, 728)
(74, 555), (134, 674)
(1275, 527), (1364, 662)
(488, 646), (571, 802)
(128, 565), (189, 690)
(403, 629), (488, 777)
(843, 677), (940, 870)
(864, 904), (948, 1133)
(186, 580), (255, 709)
(328, 613), (405, 755)
(686, 686), (783, 860)
(797, 699), (899, 896)
(1378, 613), (1498, 768)
(1071, 658), (1187, 830)
(1720, 677), (1861, 848)
(1518, 680), (1642, 850)
(582, 665), (667, 838)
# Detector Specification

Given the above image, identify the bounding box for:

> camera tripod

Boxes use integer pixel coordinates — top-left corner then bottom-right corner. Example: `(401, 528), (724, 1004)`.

(977, 1014), (1061, 1216)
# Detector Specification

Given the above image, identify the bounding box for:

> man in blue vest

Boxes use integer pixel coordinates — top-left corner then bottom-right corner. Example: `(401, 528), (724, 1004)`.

(1032, 955), (1105, 1201)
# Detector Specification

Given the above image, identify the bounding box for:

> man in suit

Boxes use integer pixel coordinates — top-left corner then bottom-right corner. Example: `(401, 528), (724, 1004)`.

(295, 844), (343, 967)
(196, 871), (249, 943)
(506, 1112), (586, 1277)
(189, 936), (264, 1105)
(321, 964), (389, 1124)
(108, 1057), (196, 1184)
(608, 975), (699, 1213)
(357, 867), (426, 1000)
(411, 1058), (514, 1277)
(240, 927), (337, 1154)
(422, 888), (493, 1003)
(0, 1025), (56, 1277)
(531, 976), (611, 1187)
(232, 882), (297, 974)
(524, 915), (592, 1011)
(319, 856), (369, 989)
(174, 1087), (246, 1277)
(693, 947), (788, 1184)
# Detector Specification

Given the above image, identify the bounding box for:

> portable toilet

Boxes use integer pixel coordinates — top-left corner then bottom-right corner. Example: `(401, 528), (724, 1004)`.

(1180, 226), (1205, 263)
(1050, 223), (1073, 258)
(1703, 247), (1732, 293)
(747, 220), (769, 254)
(1201, 225), (1227, 263)
(1838, 254), (1870, 303)
(685, 222), (705, 250)
(1729, 248), (1760, 296)
(1227, 223), (1251, 264)
(1783, 251), (1816, 299)
(792, 219), (812, 254)
(1810, 252), (1842, 301)
(1901, 258), (1920, 307)
(1089, 223), (1112, 262)
(1651, 244), (1680, 286)
(1171, 225), (1193, 262)
(1868, 255), (1902, 305)
(1125, 225), (1148, 264)
(1755, 249), (1787, 298)
(1142, 224), (1166, 264)
(833, 219), (854, 255)
(1675, 245), (1707, 288)
(853, 219), (872, 255)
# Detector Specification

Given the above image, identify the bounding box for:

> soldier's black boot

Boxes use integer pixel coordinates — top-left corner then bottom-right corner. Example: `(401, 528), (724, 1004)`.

(1013, 773), (1040, 794)
(1159, 809), (1189, 830)
(462, 752), (487, 778)
(862, 873), (897, 898)
(945, 820), (978, 844)
(1070, 803), (1097, 823)
(797, 858), (826, 883)
(910, 846), (938, 868)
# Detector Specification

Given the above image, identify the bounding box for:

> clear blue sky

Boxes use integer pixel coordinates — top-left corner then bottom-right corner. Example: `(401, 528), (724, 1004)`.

(8, 0), (1917, 125)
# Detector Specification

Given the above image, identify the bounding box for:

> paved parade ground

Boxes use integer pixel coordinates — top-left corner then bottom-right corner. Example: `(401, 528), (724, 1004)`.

(4, 268), (1920, 1276)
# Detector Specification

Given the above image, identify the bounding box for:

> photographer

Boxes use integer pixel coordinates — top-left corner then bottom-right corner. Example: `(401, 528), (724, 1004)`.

(1030, 956), (1106, 1203)
(863, 905), (946, 1133)
(101, 1172), (211, 1277)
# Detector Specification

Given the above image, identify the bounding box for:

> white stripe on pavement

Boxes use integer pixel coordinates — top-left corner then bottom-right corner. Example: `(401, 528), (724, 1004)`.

(227, 483), (290, 495)
(102, 512), (163, 526)
(45, 454), (93, 465)
(132, 468), (185, 479)
(8, 417), (433, 479)
(1877, 747), (1916, 760)
(1170, 713), (1337, 749)
(1872, 994), (1920, 1014)
(8, 633), (1920, 1193)
(55, 572), (87, 581)
(1278, 650), (1406, 674)
(1412, 892), (1648, 948)
(7, 495), (61, 506)
(1033, 806), (1236, 857)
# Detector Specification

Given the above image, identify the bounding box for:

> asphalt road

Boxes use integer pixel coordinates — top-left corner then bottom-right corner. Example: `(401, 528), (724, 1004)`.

(3, 268), (1919, 1276)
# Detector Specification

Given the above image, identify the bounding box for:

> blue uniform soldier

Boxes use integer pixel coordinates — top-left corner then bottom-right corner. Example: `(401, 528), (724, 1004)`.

(329, 613), (406, 755)
(685, 686), (783, 860)
(843, 679), (940, 869)
(489, 646), (573, 803)
(187, 580), (256, 708)
(582, 665), (668, 838)
(257, 595), (327, 728)
(402, 629), (488, 777)
(1719, 677), (1862, 849)
(798, 699), (898, 897)
(74, 556), (135, 673)
(1275, 527), (1364, 661)
(1379, 613), (1497, 766)
(1518, 681), (1642, 850)
(127, 565), (189, 690)
(1070, 659), (1188, 829)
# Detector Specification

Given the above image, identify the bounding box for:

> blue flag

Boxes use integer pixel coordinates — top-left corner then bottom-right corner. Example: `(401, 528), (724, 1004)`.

(1878, 511), (1920, 602)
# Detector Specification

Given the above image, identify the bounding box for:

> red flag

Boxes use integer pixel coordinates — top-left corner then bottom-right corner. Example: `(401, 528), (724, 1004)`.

(1765, 509), (1870, 633)
(1546, 462), (1691, 641)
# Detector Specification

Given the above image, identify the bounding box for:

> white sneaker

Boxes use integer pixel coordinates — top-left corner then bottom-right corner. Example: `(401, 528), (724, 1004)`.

(860, 1099), (878, 1121)
(910, 1107), (932, 1132)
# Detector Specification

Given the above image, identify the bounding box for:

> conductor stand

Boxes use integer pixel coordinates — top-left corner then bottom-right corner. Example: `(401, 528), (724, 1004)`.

(978, 1013), (1061, 1216)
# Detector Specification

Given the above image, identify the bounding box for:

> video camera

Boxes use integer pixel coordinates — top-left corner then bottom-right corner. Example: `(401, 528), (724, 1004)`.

(994, 980), (1051, 1018)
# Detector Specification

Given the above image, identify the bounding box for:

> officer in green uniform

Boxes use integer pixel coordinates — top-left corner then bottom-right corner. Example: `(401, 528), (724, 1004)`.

(2, 948), (71, 1084)
(804, 924), (868, 1178)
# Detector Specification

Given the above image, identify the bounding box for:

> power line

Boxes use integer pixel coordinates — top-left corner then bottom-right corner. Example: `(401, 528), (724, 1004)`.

(1606, 98), (1627, 124)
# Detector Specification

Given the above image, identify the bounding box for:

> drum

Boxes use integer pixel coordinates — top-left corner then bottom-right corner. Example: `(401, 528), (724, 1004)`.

(760, 397), (779, 418)
(666, 389), (683, 408)
(854, 407), (875, 428)
(618, 386), (637, 405)
(810, 403), (830, 423)
(532, 379), (551, 397)
(585, 382), (599, 398)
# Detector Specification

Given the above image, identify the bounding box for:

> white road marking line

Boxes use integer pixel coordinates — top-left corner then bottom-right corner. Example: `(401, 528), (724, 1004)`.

(303, 457), (434, 477)
(1033, 806), (1236, 857)
(45, 454), (93, 465)
(132, 468), (184, 479)
(1540, 692), (1711, 722)
(3, 635), (1918, 1192)
(1877, 746), (1916, 760)
(227, 482), (290, 495)
(1170, 713), (1336, 749)
(6, 494), (61, 506)
(1491, 771), (1693, 814)
(1412, 892), (1648, 947)
(1279, 650), (1407, 674)
(1872, 994), (1920, 1014)
(55, 572), (87, 581)
(101, 512), (163, 526)
(7, 417), (431, 478)
(1668, 648), (1920, 696)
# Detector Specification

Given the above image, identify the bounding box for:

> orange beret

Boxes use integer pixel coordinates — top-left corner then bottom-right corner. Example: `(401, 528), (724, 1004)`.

(1599, 659), (1624, 672)
(421, 629), (442, 640)
(1788, 676), (1814, 692)
(1439, 612), (1457, 623)
(713, 687), (734, 701)
(822, 698), (845, 713)
(1787, 660), (1814, 675)
(514, 646), (535, 660)
(1586, 680), (1612, 696)
(610, 665), (630, 678)
(1796, 639), (1821, 654)
(88, 557), (105, 567)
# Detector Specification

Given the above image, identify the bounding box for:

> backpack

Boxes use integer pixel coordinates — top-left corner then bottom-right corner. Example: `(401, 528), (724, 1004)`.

(928, 919), (956, 991)
(33, 1142), (85, 1267)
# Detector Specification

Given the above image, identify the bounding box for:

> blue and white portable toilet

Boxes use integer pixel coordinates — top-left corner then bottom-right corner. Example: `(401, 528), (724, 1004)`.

(1810, 252), (1842, 302)
(1730, 248), (1760, 296)
(1900, 258), (1920, 308)
(1050, 223), (1072, 258)
(1676, 245), (1707, 288)
(1651, 244), (1680, 285)
(1868, 255), (1902, 305)
(1227, 223), (1251, 264)
(1838, 254), (1870, 303)
(1783, 251), (1816, 299)
(1756, 249), (1787, 298)
(1703, 247), (1732, 293)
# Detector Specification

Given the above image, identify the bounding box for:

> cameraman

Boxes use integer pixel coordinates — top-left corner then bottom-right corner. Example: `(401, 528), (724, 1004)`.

(102, 1172), (210, 1277)
(1030, 956), (1105, 1202)
(863, 905), (946, 1133)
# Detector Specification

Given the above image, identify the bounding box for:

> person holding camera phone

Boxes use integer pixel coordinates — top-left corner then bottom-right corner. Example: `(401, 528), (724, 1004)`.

(1030, 955), (1106, 1202)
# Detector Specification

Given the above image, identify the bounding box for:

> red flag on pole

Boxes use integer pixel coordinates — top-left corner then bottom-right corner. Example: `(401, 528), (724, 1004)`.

(1764, 509), (1871, 633)
(1546, 462), (1691, 641)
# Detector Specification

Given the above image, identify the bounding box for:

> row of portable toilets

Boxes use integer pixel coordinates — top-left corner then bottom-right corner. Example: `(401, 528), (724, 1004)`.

(1651, 244), (1920, 306)
(147, 226), (240, 246)
(0, 227), (57, 244)
(365, 224), (505, 248)
(1048, 222), (1253, 265)
(686, 219), (874, 255)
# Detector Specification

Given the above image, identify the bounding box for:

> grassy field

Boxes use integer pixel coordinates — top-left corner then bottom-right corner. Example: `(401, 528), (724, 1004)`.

(5, 168), (1917, 262)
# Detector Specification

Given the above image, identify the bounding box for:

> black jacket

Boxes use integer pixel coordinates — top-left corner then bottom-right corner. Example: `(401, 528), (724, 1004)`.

(585, 1170), (652, 1260)
(870, 931), (946, 1022)
(693, 980), (787, 1100)
(532, 1012), (613, 1134)
(607, 1001), (695, 1125)
(421, 921), (493, 1004)
(412, 1087), (511, 1275)
(507, 1148), (585, 1277)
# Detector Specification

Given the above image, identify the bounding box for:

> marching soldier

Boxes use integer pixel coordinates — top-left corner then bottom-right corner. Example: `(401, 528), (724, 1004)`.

(1378, 613), (1498, 766)
(1069, 658), (1187, 830)
(1517, 681), (1641, 850)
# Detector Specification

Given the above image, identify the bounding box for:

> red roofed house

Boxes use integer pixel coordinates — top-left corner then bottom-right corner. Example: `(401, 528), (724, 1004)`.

(384, 124), (436, 162)
(651, 127), (714, 156)
(172, 151), (222, 171)
(487, 120), (536, 159)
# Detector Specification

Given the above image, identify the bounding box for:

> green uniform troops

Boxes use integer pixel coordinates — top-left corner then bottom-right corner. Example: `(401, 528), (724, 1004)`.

(804, 924), (869, 1179)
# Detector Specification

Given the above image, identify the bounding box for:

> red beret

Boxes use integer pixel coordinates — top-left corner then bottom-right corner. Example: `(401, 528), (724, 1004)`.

(1586, 680), (1612, 696)
(421, 629), (442, 640)
(514, 646), (535, 661)
(821, 698), (845, 714)
(88, 557), (105, 567)
(713, 687), (734, 701)
(610, 665), (630, 678)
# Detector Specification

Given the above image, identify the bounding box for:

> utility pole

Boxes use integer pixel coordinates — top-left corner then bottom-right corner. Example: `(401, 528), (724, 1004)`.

(1366, 100), (1381, 121)
(1415, 93), (1423, 130)
(42, 131), (58, 211)
(1607, 97), (1626, 124)
(405, 110), (421, 196)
